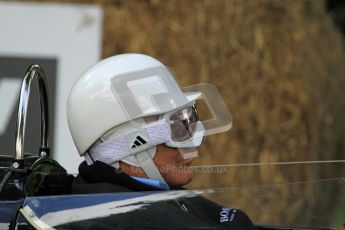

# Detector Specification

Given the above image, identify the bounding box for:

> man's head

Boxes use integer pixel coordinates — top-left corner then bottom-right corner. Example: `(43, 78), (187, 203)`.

(67, 54), (232, 187)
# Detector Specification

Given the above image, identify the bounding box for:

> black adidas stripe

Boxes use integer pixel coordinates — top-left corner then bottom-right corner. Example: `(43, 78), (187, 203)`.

(131, 135), (147, 149)
(137, 136), (147, 144)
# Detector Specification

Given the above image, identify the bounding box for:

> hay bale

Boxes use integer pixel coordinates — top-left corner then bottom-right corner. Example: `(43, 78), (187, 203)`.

(101, 0), (345, 224)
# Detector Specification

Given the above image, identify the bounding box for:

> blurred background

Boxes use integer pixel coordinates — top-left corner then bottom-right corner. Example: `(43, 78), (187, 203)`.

(0, 0), (344, 228)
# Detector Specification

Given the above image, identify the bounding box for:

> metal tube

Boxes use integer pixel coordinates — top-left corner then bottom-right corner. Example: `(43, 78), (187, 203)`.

(14, 64), (49, 161)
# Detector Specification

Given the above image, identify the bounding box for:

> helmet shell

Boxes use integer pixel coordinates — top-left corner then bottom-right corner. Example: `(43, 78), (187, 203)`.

(67, 54), (166, 155)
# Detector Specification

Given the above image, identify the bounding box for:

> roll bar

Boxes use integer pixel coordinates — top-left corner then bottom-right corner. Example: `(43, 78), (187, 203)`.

(13, 64), (50, 168)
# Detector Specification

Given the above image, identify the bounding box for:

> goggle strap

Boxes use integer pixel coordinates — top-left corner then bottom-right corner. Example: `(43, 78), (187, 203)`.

(145, 121), (172, 145)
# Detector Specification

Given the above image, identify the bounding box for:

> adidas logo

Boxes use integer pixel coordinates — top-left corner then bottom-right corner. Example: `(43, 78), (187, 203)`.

(131, 135), (147, 149)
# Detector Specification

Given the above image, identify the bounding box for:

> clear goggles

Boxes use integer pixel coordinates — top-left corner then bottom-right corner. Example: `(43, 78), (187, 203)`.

(165, 104), (199, 142)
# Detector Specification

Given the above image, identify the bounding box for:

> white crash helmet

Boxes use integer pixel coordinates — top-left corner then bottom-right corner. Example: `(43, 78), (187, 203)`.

(67, 53), (232, 183)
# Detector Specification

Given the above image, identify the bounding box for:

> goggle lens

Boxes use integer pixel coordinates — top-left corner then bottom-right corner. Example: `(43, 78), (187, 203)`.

(169, 105), (199, 142)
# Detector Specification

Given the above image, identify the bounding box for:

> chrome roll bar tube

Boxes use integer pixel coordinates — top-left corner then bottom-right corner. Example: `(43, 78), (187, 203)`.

(14, 64), (49, 168)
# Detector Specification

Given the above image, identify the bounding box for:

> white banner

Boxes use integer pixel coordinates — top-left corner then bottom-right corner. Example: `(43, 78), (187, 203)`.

(0, 1), (103, 173)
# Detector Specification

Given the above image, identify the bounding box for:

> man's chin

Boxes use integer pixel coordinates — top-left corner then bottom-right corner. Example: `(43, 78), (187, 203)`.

(176, 175), (193, 186)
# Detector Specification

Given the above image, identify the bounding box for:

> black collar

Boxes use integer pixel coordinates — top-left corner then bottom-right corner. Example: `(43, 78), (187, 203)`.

(78, 161), (166, 192)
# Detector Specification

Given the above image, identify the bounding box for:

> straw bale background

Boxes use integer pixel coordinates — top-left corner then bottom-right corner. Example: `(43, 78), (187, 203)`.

(11, 0), (345, 226)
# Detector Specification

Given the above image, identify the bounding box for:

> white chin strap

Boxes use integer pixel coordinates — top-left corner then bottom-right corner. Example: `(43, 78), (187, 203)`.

(135, 149), (166, 184)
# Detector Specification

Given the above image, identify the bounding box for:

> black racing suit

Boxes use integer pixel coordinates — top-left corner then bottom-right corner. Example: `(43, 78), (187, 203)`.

(71, 161), (257, 230)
